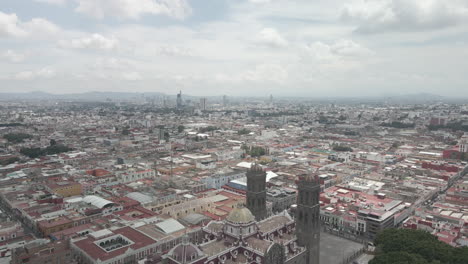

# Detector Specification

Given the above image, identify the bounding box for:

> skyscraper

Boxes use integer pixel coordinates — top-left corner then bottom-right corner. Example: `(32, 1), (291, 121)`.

(296, 174), (321, 264)
(176, 91), (183, 109)
(200, 98), (207, 111)
(246, 163), (267, 221)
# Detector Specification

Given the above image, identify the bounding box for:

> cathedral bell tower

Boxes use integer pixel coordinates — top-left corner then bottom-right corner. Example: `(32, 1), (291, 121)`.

(246, 163), (267, 221)
(296, 174), (320, 264)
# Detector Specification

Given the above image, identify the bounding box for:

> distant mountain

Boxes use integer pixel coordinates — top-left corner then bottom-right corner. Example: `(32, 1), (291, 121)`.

(0, 91), (167, 101)
(381, 92), (444, 101)
(0, 91), (463, 103)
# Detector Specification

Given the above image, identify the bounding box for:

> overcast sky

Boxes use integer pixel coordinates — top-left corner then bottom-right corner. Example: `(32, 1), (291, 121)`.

(1, 0), (468, 97)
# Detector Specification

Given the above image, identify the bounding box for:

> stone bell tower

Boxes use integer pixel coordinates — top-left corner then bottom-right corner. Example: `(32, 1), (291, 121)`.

(246, 163), (267, 221)
(296, 174), (320, 264)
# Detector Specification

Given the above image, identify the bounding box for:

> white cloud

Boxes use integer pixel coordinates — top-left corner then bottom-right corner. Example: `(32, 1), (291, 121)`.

(249, 0), (273, 3)
(0, 11), (59, 38)
(23, 18), (60, 35)
(2, 50), (26, 63)
(13, 67), (56, 80)
(0, 12), (27, 37)
(330, 39), (373, 57)
(342, 0), (468, 33)
(2, 0), (468, 96)
(244, 64), (288, 82)
(122, 72), (143, 81)
(93, 57), (136, 69)
(59, 34), (118, 50)
(305, 39), (372, 61)
(257, 27), (288, 48)
(157, 45), (194, 57)
(75, 0), (192, 20)
(33, 0), (67, 5)
(216, 64), (288, 83)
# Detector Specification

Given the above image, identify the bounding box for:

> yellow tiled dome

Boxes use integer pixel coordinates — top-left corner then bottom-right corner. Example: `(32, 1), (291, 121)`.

(226, 206), (255, 224)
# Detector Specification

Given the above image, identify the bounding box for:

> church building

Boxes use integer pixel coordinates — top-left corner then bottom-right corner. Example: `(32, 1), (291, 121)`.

(162, 165), (320, 264)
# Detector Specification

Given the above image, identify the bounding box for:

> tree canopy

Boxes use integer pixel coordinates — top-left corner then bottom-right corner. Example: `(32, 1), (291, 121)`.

(199, 126), (218, 133)
(3, 133), (33, 143)
(238, 128), (251, 135)
(177, 125), (185, 133)
(380, 121), (415, 129)
(20, 144), (73, 159)
(242, 145), (267, 157)
(332, 145), (353, 152)
(370, 229), (468, 264)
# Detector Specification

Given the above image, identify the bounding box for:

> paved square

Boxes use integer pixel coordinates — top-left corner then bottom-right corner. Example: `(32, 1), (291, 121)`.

(320, 232), (365, 264)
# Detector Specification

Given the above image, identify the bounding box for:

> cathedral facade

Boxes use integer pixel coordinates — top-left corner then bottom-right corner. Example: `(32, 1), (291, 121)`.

(163, 165), (320, 264)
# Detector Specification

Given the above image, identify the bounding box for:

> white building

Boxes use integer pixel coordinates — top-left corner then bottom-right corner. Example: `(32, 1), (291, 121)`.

(117, 169), (156, 183)
(459, 134), (468, 153)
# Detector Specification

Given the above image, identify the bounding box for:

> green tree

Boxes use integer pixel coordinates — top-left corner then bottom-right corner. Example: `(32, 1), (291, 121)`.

(371, 229), (468, 264)
(177, 125), (185, 133)
(20, 144), (73, 159)
(332, 145), (353, 152)
(238, 128), (251, 135)
(380, 121), (415, 129)
(4, 133), (33, 143)
(199, 126), (218, 133)
(370, 251), (436, 264)
(0, 157), (20, 166)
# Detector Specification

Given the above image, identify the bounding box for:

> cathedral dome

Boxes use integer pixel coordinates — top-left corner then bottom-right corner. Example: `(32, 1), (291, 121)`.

(226, 206), (255, 224)
(168, 235), (204, 262)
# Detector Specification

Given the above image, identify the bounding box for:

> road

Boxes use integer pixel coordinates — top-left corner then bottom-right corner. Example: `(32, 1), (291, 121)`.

(0, 197), (41, 238)
(353, 253), (374, 264)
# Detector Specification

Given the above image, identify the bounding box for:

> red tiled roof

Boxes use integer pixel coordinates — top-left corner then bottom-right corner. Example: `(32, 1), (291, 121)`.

(73, 227), (156, 261)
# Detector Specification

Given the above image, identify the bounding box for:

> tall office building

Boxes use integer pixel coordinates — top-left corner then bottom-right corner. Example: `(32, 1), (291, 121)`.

(200, 98), (207, 111)
(176, 91), (183, 109)
(223, 95), (228, 106)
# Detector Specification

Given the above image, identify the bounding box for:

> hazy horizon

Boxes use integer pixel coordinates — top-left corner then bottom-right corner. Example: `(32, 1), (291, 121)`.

(1, 0), (468, 97)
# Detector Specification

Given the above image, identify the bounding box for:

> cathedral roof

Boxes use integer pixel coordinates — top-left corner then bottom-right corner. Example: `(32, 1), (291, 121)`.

(167, 235), (204, 263)
(226, 206), (255, 224)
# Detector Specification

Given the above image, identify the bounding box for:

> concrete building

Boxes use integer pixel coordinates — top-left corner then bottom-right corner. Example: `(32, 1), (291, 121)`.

(200, 170), (245, 190)
(71, 227), (159, 264)
(46, 180), (82, 198)
(11, 240), (75, 264)
(267, 188), (297, 213)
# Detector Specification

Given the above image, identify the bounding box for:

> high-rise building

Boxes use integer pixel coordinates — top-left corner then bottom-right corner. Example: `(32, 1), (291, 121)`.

(296, 174), (321, 264)
(460, 133), (468, 153)
(246, 164), (267, 221)
(223, 95), (228, 106)
(176, 91), (183, 109)
(200, 98), (207, 111)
